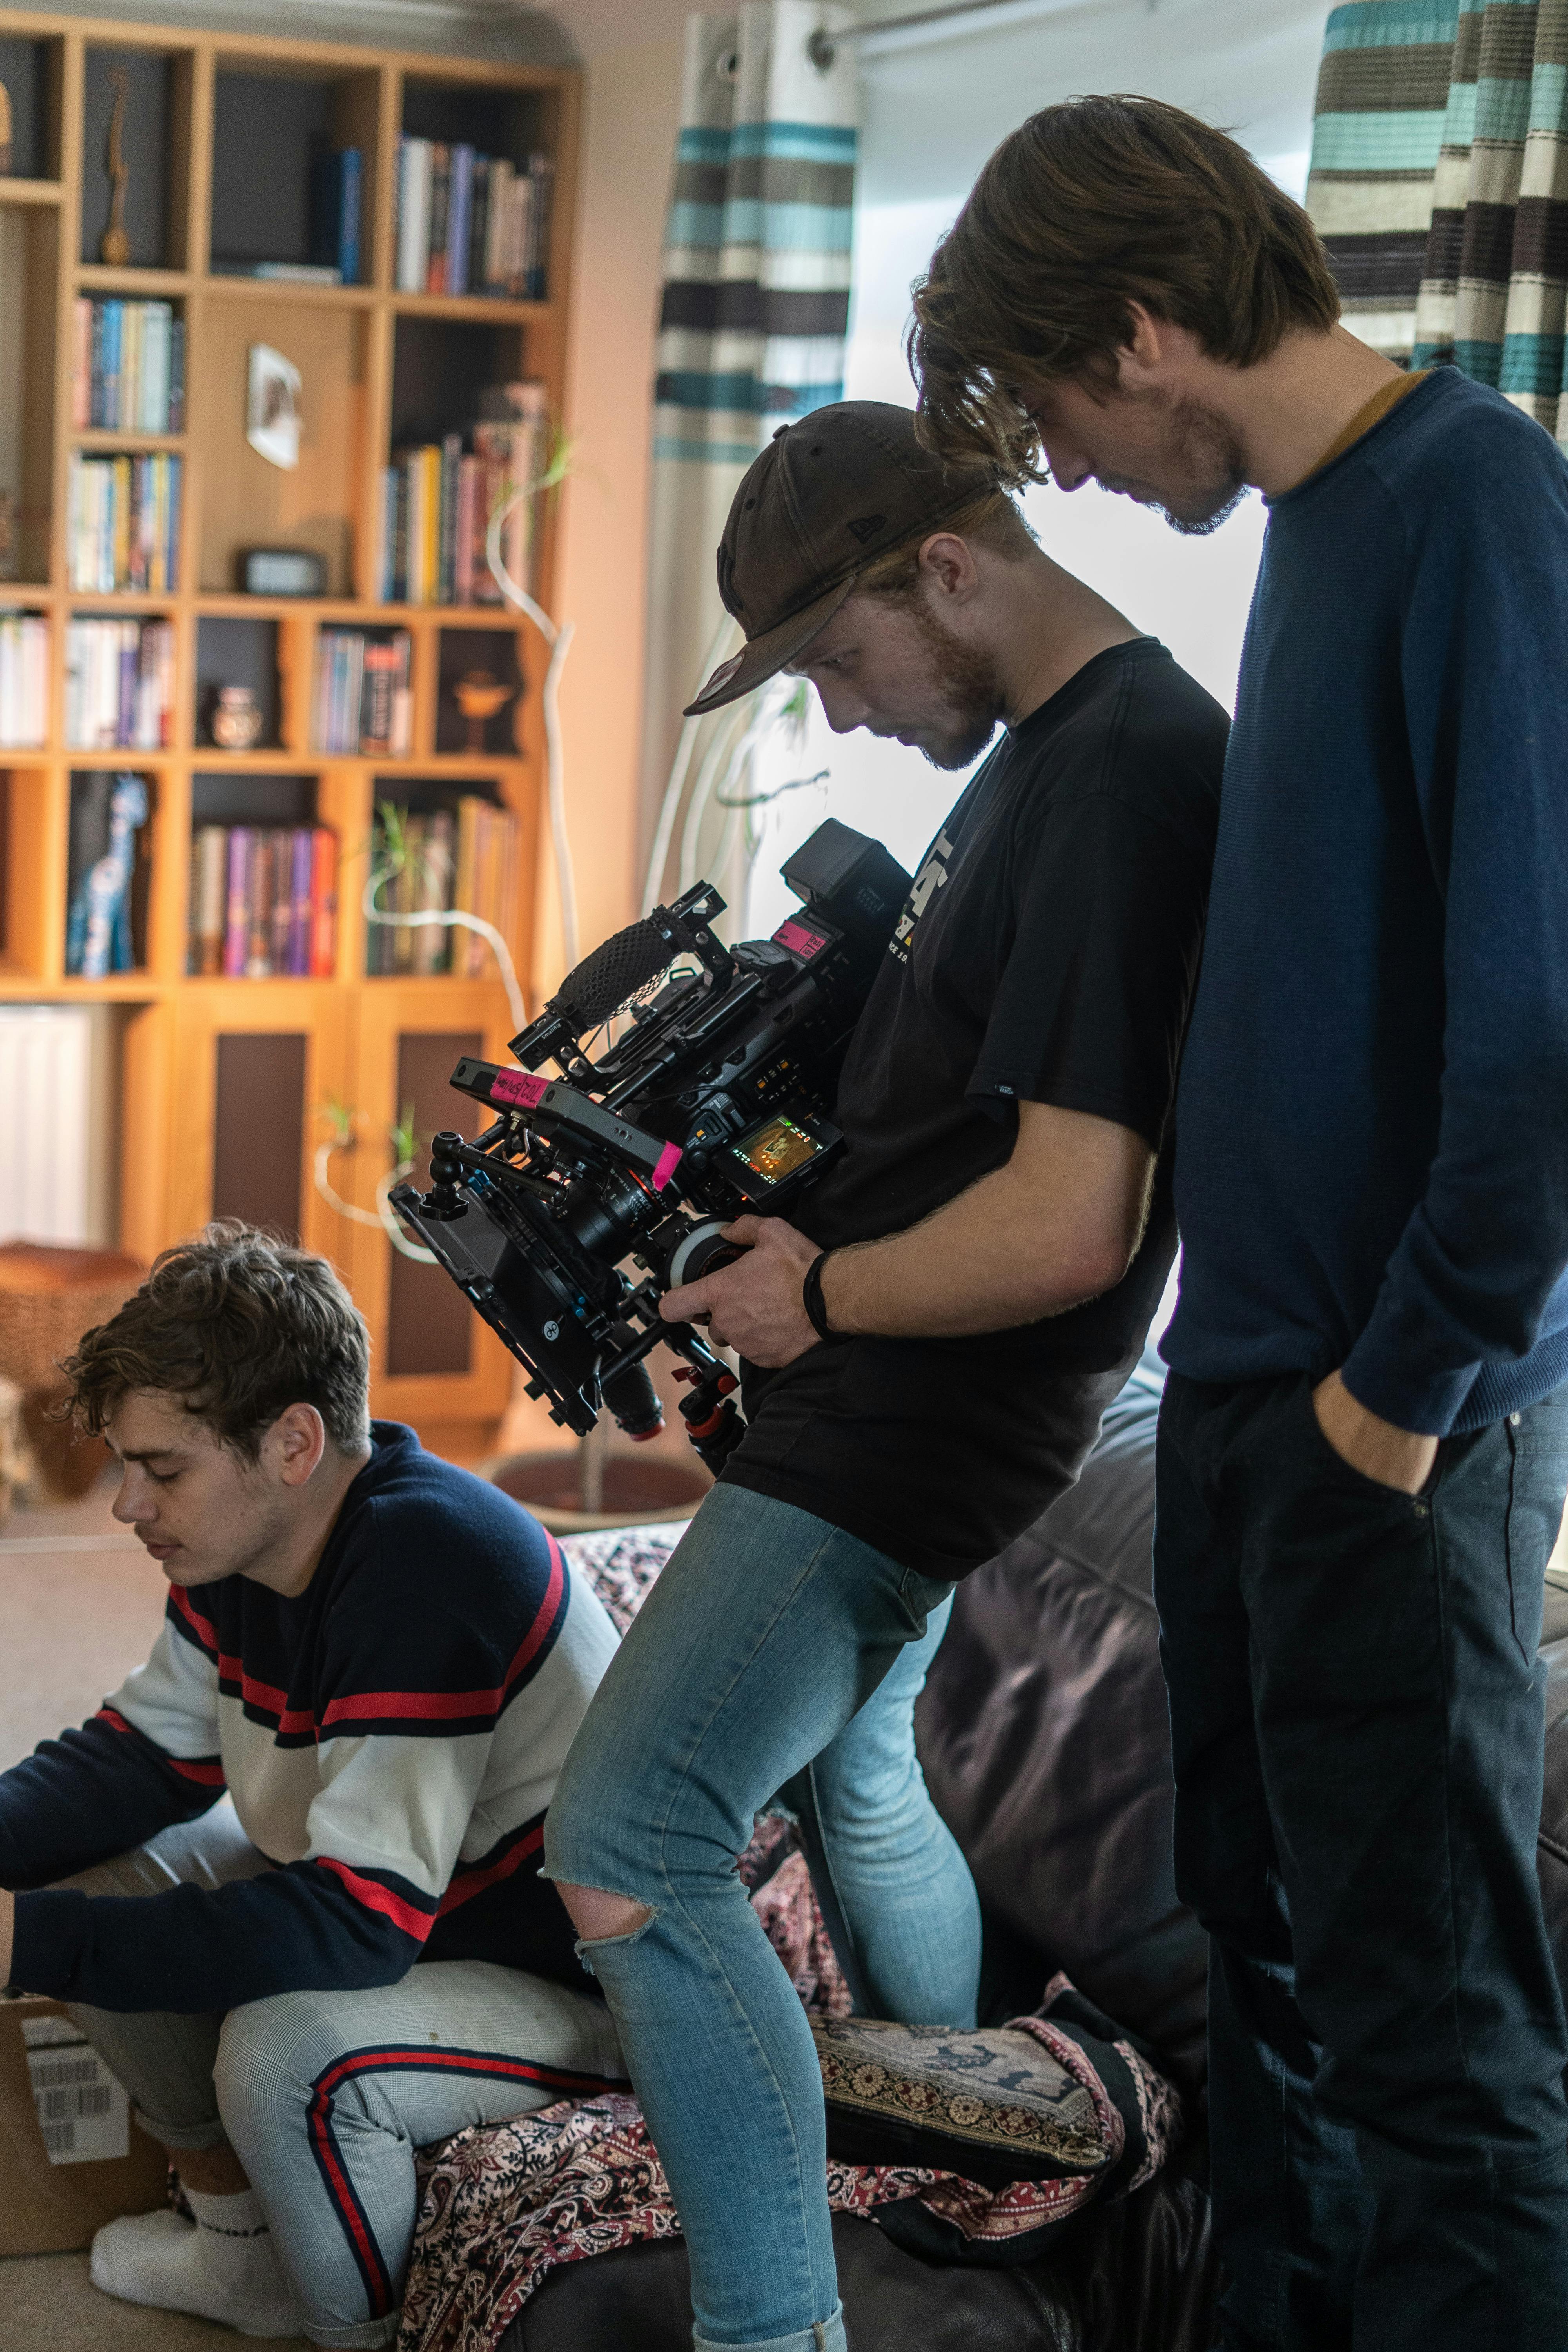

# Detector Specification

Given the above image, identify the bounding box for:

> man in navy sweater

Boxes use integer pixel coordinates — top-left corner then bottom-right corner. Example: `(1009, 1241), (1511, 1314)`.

(0, 1223), (621, 2343)
(913, 97), (1568, 2350)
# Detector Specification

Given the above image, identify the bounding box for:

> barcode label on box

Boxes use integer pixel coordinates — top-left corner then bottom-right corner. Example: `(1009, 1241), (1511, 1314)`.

(20, 2017), (130, 2165)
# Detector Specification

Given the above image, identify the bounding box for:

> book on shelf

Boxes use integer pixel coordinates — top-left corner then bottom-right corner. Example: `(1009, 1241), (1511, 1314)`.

(67, 455), (181, 594)
(65, 618), (174, 751)
(393, 139), (553, 299)
(0, 613), (49, 750)
(367, 794), (518, 976)
(71, 300), (185, 436)
(189, 823), (338, 979)
(312, 628), (414, 755)
(377, 381), (548, 606)
(309, 147), (363, 287)
(249, 263), (343, 284)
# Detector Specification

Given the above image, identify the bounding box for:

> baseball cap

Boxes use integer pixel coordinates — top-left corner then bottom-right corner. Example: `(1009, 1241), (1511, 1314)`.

(683, 401), (984, 718)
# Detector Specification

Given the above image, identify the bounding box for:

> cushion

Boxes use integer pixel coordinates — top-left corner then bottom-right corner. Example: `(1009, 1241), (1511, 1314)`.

(813, 1978), (1180, 2206)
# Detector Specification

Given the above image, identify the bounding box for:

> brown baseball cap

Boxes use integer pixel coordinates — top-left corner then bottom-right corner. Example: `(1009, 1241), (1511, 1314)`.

(683, 401), (983, 718)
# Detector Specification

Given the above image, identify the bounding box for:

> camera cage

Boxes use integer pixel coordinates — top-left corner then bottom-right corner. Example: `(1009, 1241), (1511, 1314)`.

(390, 822), (910, 1465)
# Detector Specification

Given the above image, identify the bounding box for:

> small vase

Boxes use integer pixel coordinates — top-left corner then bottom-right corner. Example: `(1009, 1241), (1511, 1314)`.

(209, 684), (263, 750)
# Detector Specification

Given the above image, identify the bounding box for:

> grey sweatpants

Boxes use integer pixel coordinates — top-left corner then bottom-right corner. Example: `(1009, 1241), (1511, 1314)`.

(59, 1804), (625, 2348)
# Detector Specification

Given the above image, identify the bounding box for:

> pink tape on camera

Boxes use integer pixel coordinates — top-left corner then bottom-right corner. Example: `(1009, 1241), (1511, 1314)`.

(773, 918), (830, 961)
(490, 1069), (550, 1110)
(652, 1143), (683, 1192)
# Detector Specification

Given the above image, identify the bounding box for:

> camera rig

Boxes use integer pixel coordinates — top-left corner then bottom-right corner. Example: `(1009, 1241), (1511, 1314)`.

(390, 821), (910, 1470)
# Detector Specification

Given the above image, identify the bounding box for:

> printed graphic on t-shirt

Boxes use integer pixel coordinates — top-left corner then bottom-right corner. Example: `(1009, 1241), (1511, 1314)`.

(890, 830), (955, 964)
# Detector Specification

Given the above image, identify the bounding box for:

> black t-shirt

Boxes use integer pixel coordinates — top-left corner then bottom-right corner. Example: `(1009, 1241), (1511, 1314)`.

(719, 637), (1227, 1580)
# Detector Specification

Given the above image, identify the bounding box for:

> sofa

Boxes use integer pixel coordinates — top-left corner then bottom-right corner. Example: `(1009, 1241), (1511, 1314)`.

(497, 1357), (1568, 2349)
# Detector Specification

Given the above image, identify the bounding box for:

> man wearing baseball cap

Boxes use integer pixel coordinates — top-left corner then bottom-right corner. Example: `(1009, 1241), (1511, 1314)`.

(545, 400), (1226, 2352)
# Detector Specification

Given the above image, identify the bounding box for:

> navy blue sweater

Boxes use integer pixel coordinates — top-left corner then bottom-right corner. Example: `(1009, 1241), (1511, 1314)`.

(1165, 368), (1568, 1435)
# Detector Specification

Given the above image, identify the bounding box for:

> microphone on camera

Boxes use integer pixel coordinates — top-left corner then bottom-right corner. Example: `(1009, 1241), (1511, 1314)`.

(552, 920), (673, 1033)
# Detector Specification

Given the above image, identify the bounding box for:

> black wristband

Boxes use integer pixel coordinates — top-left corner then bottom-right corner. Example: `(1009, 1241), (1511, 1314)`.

(802, 1250), (837, 1342)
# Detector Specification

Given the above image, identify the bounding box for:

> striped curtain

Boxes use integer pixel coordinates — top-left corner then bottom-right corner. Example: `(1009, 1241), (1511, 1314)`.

(1308, 0), (1568, 447)
(639, 2), (858, 909)
(1305, 0), (1459, 364)
(1412, 0), (1568, 427)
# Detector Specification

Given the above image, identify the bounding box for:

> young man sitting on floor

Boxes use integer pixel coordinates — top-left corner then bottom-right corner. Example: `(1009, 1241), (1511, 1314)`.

(0, 1221), (623, 2346)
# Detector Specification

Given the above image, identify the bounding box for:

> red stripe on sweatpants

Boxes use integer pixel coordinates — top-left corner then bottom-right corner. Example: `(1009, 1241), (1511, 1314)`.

(306, 2043), (624, 2319)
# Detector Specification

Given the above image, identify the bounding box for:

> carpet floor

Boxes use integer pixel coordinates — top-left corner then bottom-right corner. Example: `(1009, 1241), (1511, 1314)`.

(0, 2249), (311, 2351)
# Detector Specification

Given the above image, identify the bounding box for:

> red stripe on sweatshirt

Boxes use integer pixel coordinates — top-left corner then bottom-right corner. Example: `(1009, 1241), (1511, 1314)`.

(214, 1653), (316, 1738)
(95, 1707), (223, 1786)
(319, 1542), (566, 1727)
(169, 1586), (220, 1657)
(436, 1821), (545, 1916)
(312, 1856), (434, 1942)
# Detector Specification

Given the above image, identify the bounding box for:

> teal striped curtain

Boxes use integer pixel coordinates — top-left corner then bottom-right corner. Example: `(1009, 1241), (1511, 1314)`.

(640, 4), (858, 905)
(1306, 1), (1459, 365)
(1307, 0), (1568, 446)
(1413, 0), (1568, 421)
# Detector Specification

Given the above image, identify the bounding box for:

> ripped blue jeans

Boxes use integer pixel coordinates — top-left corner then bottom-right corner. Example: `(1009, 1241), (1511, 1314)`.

(542, 1483), (979, 2352)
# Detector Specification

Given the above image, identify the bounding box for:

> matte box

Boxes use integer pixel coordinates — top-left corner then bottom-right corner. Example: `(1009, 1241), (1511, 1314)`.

(0, 1994), (167, 2255)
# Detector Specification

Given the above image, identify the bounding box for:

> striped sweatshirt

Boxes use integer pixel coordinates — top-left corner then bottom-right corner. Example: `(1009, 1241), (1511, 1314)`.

(0, 1423), (619, 2013)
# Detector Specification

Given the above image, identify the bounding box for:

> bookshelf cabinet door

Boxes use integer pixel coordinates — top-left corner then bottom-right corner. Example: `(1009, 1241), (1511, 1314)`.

(350, 981), (514, 1436)
(158, 984), (352, 1259)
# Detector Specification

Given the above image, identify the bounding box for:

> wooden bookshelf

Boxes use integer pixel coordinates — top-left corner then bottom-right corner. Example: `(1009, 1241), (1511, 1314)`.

(0, 8), (580, 1457)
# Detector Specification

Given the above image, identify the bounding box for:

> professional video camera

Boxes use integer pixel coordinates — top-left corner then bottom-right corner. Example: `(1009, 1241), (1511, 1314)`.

(391, 820), (910, 1470)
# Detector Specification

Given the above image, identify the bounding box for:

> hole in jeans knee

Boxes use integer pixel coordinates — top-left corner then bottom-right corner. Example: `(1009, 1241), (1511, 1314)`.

(556, 1881), (654, 1944)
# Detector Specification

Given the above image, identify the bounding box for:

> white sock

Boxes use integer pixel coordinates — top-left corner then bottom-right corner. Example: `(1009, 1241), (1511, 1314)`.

(90, 2186), (302, 2339)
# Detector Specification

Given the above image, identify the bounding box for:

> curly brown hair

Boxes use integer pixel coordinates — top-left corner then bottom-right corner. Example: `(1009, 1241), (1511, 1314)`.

(62, 1222), (370, 1459)
(909, 96), (1341, 486)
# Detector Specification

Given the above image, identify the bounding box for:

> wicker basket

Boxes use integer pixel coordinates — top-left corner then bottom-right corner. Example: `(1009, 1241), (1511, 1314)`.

(0, 1244), (145, 1394)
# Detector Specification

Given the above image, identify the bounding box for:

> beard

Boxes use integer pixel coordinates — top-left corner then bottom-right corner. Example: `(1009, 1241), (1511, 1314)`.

(1144, 390), (1249, 537)
(907, 599), (1008, 769)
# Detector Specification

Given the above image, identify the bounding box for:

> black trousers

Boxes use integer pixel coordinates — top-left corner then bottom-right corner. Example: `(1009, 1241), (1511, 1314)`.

(1155, 1367), (1568, 2351)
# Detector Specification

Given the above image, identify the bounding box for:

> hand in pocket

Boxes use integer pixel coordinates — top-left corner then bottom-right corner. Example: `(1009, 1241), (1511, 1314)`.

(1312, 1370), (1439, 1495)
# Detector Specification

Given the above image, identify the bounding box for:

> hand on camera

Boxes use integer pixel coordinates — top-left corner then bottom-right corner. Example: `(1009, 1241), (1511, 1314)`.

(659, 1215), (823, 1367)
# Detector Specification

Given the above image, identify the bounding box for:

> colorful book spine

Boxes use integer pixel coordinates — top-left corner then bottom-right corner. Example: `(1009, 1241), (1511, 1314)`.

(427, 144), (451, 293)
(192, 825), (227, 975)
(0, 614), (49, 751)
(72, 300), (182, 436)
(367, 793), (515, 978)
(392, 142), (554, 302)
(195, 825), (339, 979)
(309, 829), (338, 977)
(223, 828), (252, 977)
(396, 138), (432, 292)
(385, 382), (544, 605)
(309, 147), (363, 286)
(67, 455), (182, 593)
(247, 831), (275, 979)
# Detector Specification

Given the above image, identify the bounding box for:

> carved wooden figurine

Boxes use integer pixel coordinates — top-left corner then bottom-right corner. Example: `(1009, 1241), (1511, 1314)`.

(101, 66), (130, 265)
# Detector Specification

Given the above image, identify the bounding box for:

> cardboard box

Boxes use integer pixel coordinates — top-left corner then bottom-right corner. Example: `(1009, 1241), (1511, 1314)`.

(0, 1994), (169, 2255)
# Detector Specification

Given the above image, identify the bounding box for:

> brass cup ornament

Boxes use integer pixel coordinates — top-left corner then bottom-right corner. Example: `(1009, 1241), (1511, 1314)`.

(453, 670), (512, 755)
